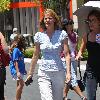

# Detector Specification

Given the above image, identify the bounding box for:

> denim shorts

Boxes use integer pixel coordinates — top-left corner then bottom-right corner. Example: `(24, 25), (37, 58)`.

(12, 73), (24, 80)
(63, 60), (78, 87)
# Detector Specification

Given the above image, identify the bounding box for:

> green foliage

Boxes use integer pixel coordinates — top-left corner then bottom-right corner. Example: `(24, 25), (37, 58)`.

(42, 0), (57, 10)
(24, 48), (34, 58)
(24, 47), (42, 58)
(42, 0), (67, 17)
(0, 0), (11, 12)
(82, 49), (88, 60)
(77, 0), (84, 8)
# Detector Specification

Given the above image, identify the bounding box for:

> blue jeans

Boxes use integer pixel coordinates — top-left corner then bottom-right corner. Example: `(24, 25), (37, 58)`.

(86, 72), (97, 100)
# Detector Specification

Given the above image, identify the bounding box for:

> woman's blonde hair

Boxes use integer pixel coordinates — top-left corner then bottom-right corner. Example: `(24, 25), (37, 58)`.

(41, 9), (61, 30)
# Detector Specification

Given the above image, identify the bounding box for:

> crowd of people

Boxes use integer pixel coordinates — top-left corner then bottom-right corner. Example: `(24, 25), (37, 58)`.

(0, 7), (100, 100)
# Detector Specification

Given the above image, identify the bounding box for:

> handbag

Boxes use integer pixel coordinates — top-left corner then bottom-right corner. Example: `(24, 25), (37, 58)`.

(77, 61), (85, 92)
(70, 61), (85, 92)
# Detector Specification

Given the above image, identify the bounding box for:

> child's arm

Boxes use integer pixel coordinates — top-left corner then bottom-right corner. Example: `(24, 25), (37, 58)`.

(14, 61), (21, 78)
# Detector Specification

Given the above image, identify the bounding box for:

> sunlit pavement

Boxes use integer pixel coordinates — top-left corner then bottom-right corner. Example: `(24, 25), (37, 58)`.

(5, 59), (100, 100)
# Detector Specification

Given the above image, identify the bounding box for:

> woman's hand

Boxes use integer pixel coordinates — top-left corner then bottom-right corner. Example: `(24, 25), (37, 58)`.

(75, 51), (83, 61)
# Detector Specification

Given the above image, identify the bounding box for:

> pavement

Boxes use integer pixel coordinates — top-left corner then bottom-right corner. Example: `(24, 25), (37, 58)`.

(4, 58), (100, 100)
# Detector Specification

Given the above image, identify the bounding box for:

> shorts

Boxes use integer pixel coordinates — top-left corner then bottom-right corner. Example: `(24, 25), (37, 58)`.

(62, 60), (78, 87)
(12, 73), (24, 80)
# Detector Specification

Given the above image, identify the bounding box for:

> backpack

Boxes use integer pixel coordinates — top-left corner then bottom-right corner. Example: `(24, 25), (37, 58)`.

(0, 40), (10, 67)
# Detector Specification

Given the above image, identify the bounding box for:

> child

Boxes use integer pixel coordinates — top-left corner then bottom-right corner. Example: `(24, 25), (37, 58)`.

(10, 34), (27, 100)
(61, 19), (87, 100)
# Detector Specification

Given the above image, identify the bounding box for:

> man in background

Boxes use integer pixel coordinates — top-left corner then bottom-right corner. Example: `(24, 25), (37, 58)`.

(10, 28), (19, 43)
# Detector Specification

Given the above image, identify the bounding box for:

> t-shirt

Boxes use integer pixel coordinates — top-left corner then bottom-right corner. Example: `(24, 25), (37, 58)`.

(68, 32), (78, 61)
(10, 48), (26, 76)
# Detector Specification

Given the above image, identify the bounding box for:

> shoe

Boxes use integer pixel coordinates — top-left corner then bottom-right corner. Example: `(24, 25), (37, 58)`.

(63, 97), (68, 100)
(81, 97), (87, 100)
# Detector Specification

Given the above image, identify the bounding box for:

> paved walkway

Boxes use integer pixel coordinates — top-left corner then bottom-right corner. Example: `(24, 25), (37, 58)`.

(5, 59), (100, 100)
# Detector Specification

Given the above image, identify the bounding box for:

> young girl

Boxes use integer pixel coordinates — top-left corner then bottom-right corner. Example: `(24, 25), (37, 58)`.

(62, 19), (87, 100)
(10, 34), (27, 100)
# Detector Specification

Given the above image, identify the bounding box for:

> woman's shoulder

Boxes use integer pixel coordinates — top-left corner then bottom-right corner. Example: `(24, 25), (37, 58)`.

(34, 31), (46, 38)
(61, 30), (68, 37)
(55, 29), (67, 35)
(34, 31), (45, 35)
(34, 31), (46, 43)
(55, 30), (68, 40)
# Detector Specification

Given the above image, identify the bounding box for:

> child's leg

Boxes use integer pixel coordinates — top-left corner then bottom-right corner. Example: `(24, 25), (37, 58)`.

(63, 83), (70, 100)
(63, 82), (70, 97)
(71, 61), (86, 99)
(16, 79), (24, 100)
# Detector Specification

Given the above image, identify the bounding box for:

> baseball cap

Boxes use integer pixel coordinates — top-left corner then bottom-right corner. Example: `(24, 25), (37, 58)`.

(62, 19), (74, 26)
(13, 28), (18, 32)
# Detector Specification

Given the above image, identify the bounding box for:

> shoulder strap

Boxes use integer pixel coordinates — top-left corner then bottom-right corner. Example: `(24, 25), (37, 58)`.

(87, 33), (89, 42)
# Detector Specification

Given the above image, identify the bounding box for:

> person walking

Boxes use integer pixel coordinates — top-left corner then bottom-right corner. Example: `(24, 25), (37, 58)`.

(25, 9), (71, 100)
(61, 19), (87, 100)
(0, 32), (9, 100)
(9, 34), (27, 100)
(10, 28), (19, 44)
(76, 9), (100, 100)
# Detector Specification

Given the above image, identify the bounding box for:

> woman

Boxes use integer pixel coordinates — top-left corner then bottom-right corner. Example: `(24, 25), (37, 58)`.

(76, 9), (100, 100)
(25, 9), (71, 100)
(10, 34), (27, 100)
(0, 32), (9, 100)
(62, 19), (87, 100)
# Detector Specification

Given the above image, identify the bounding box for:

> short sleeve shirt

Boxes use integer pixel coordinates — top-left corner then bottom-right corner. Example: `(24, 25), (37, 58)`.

(10, 48), (26, 76)
(34, 30), (68, 71)
(68, 32), (78, 60)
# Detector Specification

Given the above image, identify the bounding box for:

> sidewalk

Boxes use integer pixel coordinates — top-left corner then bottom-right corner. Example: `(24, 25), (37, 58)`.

(24, 58), (86, 70)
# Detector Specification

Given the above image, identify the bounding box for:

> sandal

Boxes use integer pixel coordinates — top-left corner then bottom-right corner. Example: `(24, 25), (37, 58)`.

(81, 96), (87, 100)
(63, 97), (67, 100)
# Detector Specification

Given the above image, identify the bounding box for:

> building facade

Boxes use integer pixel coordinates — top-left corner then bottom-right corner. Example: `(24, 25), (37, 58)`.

(0, 0), (93, 43)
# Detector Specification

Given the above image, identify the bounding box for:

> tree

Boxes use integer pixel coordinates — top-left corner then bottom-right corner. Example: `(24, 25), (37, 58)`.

(42, 0), (69, 19)
(0, 0), (11, 12)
